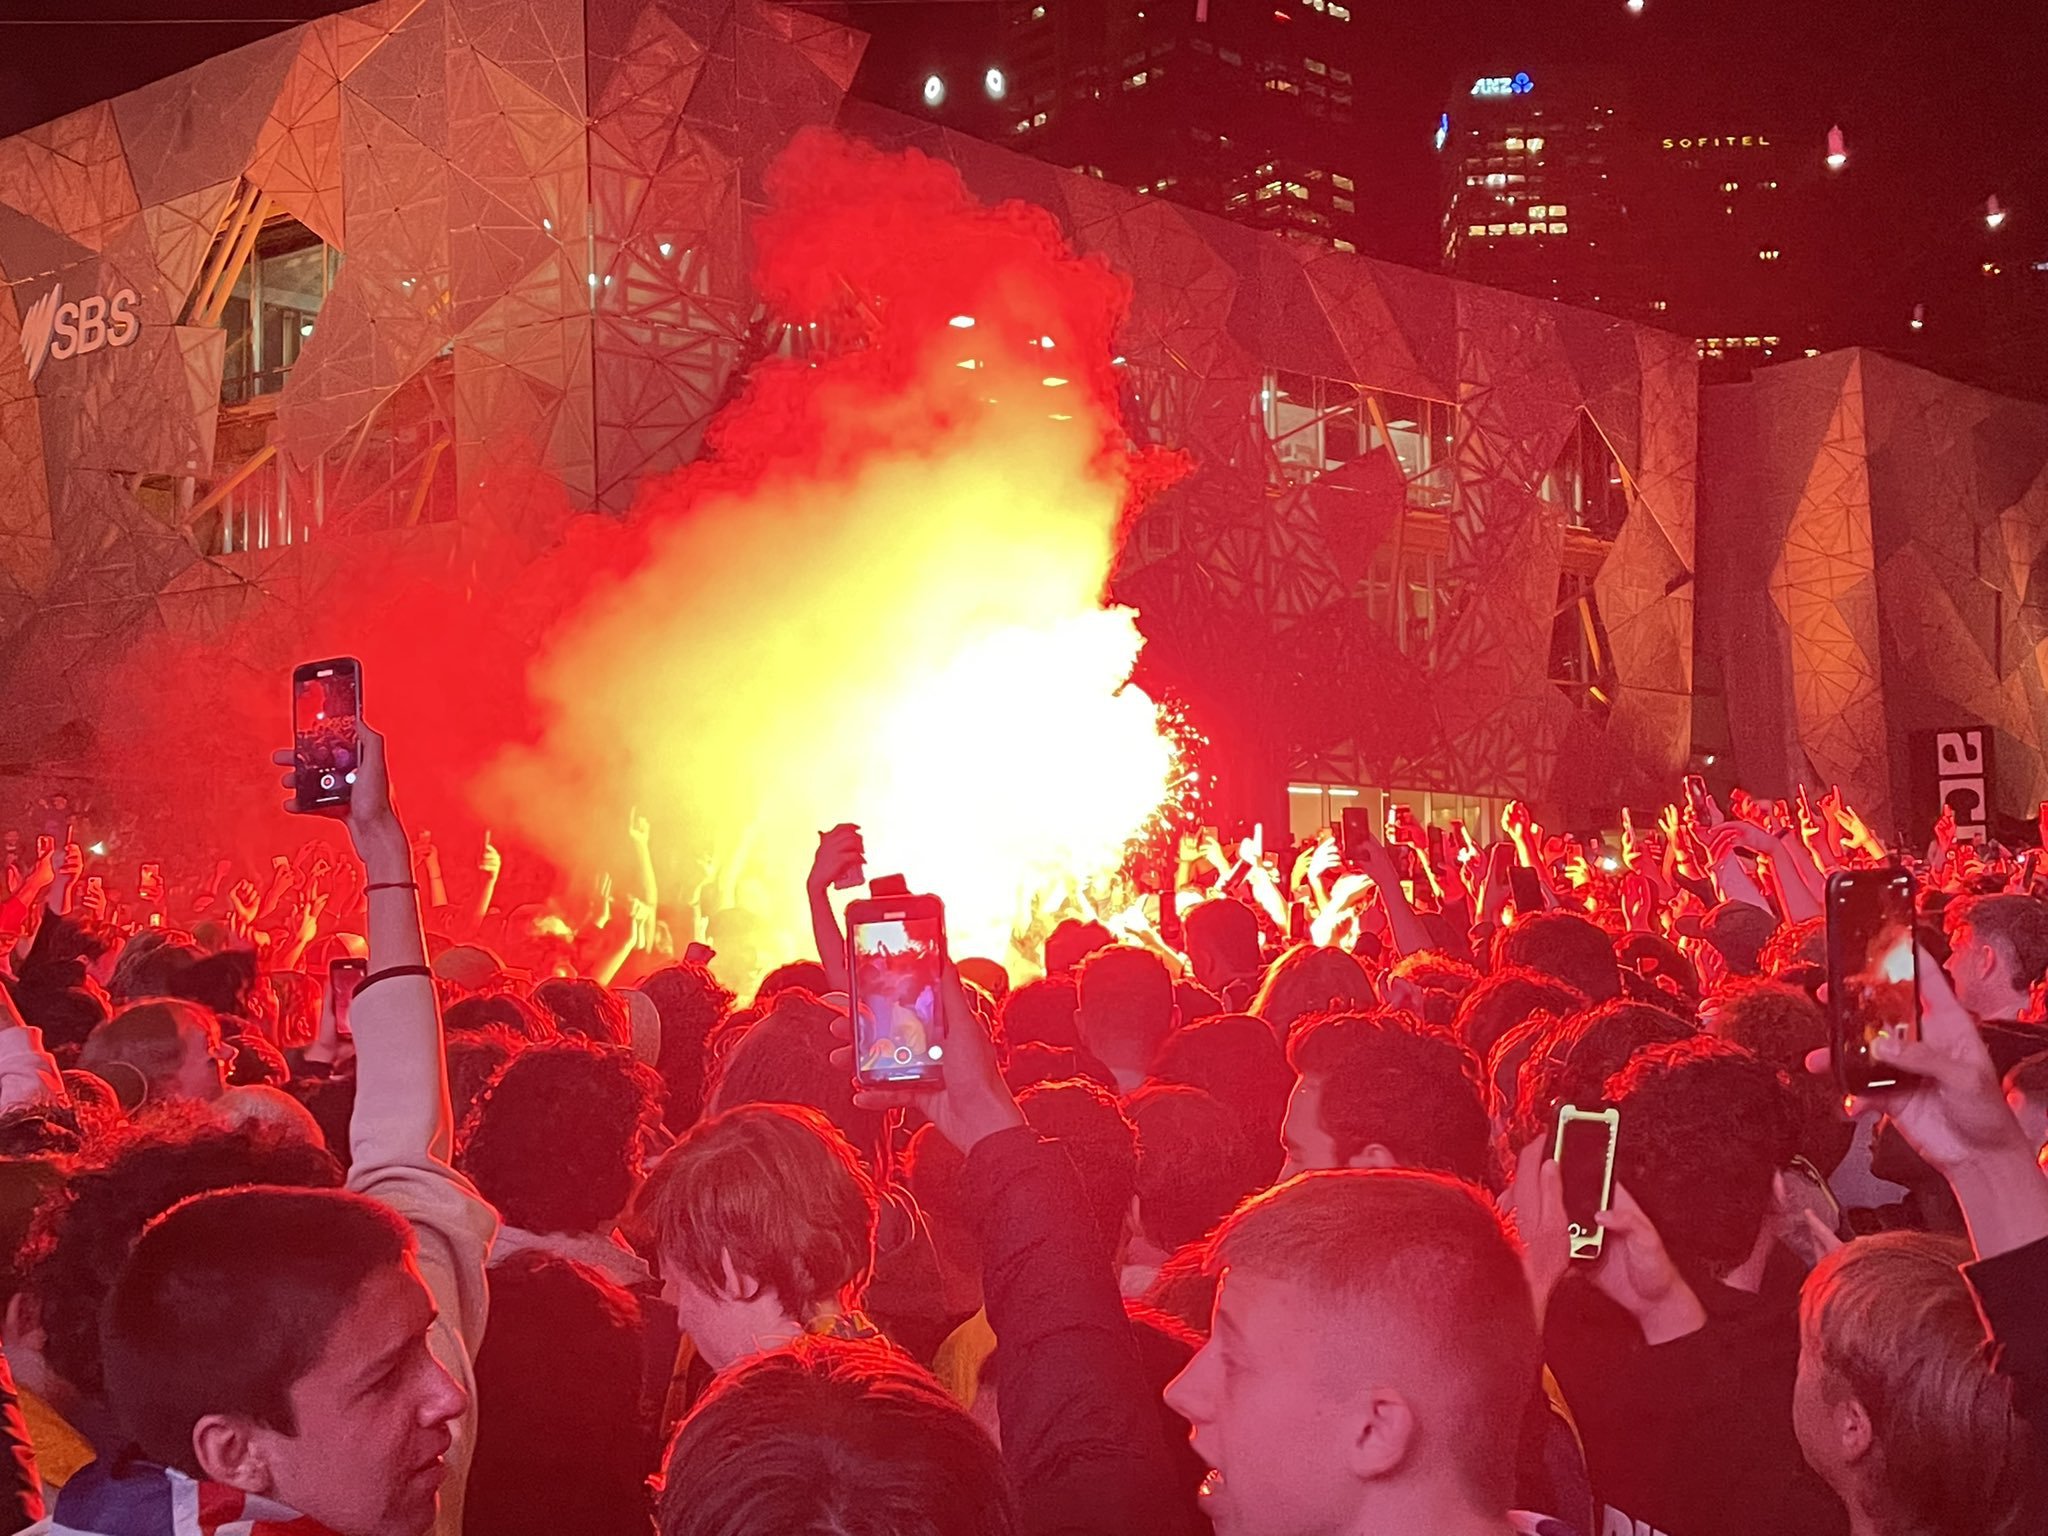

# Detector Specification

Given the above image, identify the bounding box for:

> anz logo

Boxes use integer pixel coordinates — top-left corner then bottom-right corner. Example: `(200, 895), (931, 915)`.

(18, 282), (141, 383)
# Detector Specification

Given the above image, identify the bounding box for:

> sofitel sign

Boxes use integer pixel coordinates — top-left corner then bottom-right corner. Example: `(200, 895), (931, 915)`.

(1662, 134), (1773, 149)
(18, 282), (141, 384)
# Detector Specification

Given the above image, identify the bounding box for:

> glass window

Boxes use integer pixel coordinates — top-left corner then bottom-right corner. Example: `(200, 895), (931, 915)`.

(221, 219), (338, 405)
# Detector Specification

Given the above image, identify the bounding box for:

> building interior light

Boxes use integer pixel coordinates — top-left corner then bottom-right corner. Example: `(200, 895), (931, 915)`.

(984, 67), (1007, 100)
(949, 315), (976, 328)
(923, 73), (946, 108)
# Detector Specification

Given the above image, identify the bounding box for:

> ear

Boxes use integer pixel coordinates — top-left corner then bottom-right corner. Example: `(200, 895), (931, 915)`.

(717, 1248), (765, 1304)
(1350, 1143), (1399, 1171)
(191, 1414), (273, 1495)
(1346, 1385), (1416, 1480)
(2, 1290), (41, 1350)
(1770, 1168), (1792, 1215)
(1835, 1395), (1875, 1466)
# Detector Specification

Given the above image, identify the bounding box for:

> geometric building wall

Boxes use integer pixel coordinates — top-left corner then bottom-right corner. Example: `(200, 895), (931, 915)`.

(0, 0), (1694, 825)
(847, 103), (1699, 824)
(1700, 349), (2048, 842)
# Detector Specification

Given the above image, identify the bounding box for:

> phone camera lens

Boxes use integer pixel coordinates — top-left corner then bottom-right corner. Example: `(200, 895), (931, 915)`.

(893, 1045), (913, 1064)
(319, 773), (336, 790)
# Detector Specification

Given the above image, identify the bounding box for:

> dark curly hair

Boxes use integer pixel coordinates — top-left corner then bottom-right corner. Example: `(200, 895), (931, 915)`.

(22, 1108), (342, 1400)
(1493, 913), (1621, 1003)
(1287, 1010), (1493, 1186)
(1126, 1084), (1261, 1251)
(531, 977), (630, 1047)
(445, 992), (553, 1042)
(1017, 1079), (1137, 1268)
(1507, 999), (1698, 1154)
(708, 989), (880, 1153)
(1454, 966), (1589, 1061)
(1605, 1035), (1801, 1284)
(458, 1038), (665, 1236)
(639, 963), (736, 1134)
(1149, 1012), (1295, 1184)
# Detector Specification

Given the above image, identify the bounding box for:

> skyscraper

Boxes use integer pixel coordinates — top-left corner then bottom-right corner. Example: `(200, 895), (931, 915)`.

(858, 0), (1372, 250)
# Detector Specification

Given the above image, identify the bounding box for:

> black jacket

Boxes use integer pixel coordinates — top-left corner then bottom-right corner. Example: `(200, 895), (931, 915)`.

(1545, 1252), (1847, 1536)
(965, 1125), (1186, 1536)
(1965, 1234), (2048, 1522)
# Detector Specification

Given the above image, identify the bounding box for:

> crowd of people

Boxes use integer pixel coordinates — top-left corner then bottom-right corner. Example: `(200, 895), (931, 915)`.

(0, 727), (2044, 1536)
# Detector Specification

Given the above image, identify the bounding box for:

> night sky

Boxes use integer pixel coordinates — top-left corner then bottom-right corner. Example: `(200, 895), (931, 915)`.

(3, 0), (2043, 391)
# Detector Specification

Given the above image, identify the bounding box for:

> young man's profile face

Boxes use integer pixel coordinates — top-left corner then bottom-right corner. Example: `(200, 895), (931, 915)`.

(1163, 1268), (1363, 1536)
(248, 1256), (466, 1536)
(1278, 1075), (1345, 1182)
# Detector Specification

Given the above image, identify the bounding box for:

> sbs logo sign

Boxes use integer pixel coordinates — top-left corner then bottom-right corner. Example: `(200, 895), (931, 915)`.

(19, 283), (141, 383)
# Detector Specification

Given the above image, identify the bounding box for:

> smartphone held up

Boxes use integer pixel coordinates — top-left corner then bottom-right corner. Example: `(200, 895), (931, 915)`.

(1553, 1103), (1619, 1262)
(1825, 868), (1920, 1093)
(847, 891), (949, 1090)
(291, 658), (363, 816)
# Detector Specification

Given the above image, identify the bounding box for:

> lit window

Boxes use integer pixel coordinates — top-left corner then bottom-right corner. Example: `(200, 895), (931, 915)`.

(1031, 4), (1045, 14)
(1285, 181), (1309, 199)
(1333, 173), (1354, 191)
(1721, 180), (1739, 192)
(1549, 203), (1566, 216)
(1528, 204), (1547, 218)
(1015, 118), (1031, 132)
(1266, 78), (1299, 93)
(1333, 237), (1356, 252)
(1530, 222), (1549, 234)
(1468, 223), (1487, 236)
(1334, 195), (1354, 212)
(1305, 57), (1327, 73)
(1486, 173), (1507, 187)
(1488, 223), (1506, 235)
(1504, 137), (1524, 150)
(1526, 135), (1544, 151)
(1124, 71), (1147, 87)
(1034, 111), (1047, 125)
(1330, 67), (1351, 83)
(1550, 221), (1567, 234)
(1758, 248), (1780, 260)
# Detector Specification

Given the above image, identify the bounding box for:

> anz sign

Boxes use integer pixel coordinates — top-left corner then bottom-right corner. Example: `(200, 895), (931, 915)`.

(1471, 72), (1534, 98)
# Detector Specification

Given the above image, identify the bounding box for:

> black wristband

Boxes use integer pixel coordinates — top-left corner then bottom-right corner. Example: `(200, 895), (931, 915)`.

(356, 964), (433, 999)
(365, 881), (419, 892)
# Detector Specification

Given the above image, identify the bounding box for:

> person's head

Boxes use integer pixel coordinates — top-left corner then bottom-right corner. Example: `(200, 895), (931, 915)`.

(657, 1335), (1014, 1536)
(956, 956), (1011, 1004)
(108, 931), (193, 1004)
(531, 976), (631, 1046)
(1494, 910), (1622, 1001)
(707, 988), (881, 1152)
(1044, 918), (1116, 976)
(999, 975), (1081, 1049)
(1605, 1035), (1800, 1284)
(1795, 1232), (2032, 1536)
(1382, 952), (1480, 1029)
(1282, 1011), (1492, 1186)
(1075, 945), (1177, 1076)
(443, 991), (552, 1041)
(1506, 999), (1697, 1155)
(467, 1251), (653, 1536)
(79, 999), (235, 1107)
(1017, 1078), (1137, 1268)
(1679, 899), (1781, 980)
(10, 979), (112, 1051)
(1127, 1084), (1261, 1252)
(1150, 1012), (1295, 1184)
(1452, 966), (1588, 1062)
(639, 961), (737, 1133)
(103, 1186), (465, 1536)
(430, 943), (505, 994)
(756, 960), (831, 1004)
(642, 1102), (878, 1369)
(1703, 977), (1854, 1174)
(1943, 893), (2048, 1019)
(2003, 1049), (2048, 1159)
(164, 947), (265, 1025)
(1164, 1170), (1538, 1535)
(21, 1112), (343, 1404)
(1249, 945), (1377, 1043)
(1183, 897), (1262, 994)
(458, 1038), (666, 1237)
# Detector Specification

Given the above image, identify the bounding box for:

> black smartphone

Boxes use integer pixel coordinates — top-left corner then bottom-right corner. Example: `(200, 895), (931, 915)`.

(1340, 806), (1374, 863)
(1553, 1103), (1620, 1261)
(1683, 773), (1710, 820)
(846, 891), (949, 1089)
(1826, 868), (1920, 1092)
(330, 955), (368, 1040)
(1508, 863), (1544, 913)
(682, 941), (716, 968)
(292, 658), (363, 816)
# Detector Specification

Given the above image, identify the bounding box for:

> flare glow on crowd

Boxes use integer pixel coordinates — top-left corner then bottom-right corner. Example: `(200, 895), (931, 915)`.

(98, 133), (1186, 988)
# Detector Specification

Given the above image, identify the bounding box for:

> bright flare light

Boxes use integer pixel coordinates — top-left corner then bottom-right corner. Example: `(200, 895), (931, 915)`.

(480, 134), (1180, 985)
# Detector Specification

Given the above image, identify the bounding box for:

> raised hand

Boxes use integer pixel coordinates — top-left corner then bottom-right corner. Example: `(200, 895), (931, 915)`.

(806, 823), (865, 896)
(479, 830), (501, 878)
(1590, 1184), (1706, 1345)
(1934, 801), (1958, 853)
(627, 807), (652, 849)
(833, 964), (1024, 1155)
(275, 718), (407, 872)
(594, 871), (614, 929)
(228, 879), (261, 928)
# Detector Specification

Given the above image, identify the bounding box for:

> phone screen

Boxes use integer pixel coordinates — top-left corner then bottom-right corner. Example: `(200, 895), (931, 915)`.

(849, 898), (948, 1088)
(294, 659), (363, 815)
(330, 957), (368, 1039)
(1340, 806), (1374, 863)
(1554, 1104), (1619, 1260)
(1826, 869), (1919, 1091)
(1508, 864), (1544, 914)
(1683, 774), (1709, 817)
